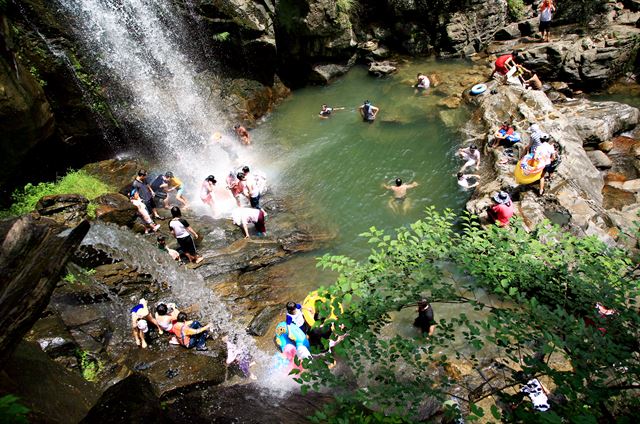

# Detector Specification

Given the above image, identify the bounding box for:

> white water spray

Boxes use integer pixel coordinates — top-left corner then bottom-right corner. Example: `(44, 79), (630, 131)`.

(58, 0), (261, 216)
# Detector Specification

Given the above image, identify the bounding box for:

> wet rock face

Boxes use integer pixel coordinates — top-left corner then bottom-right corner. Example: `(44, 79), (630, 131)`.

(93, 193), (138, 227)
(444, 0), (508, 56)
(80, 373), (169, 423)
(35, 194), (89, 227)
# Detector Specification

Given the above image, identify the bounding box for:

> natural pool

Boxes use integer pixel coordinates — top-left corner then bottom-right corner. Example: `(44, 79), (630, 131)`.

(255, 60), (473, 261)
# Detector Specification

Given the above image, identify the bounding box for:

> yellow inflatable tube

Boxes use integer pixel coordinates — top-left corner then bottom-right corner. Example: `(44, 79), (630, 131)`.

(302, 290), (340, 328)
(514, 155), (544, 185)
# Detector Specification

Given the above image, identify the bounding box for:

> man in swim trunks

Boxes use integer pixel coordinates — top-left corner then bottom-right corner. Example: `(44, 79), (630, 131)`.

(384, 178), (418, 214)
(457, 144), (481, 172)
(359, 100), (379, 123)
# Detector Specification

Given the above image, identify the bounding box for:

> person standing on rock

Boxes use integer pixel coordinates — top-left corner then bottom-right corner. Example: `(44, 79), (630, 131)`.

(131, 298), (163, 349)
(171, 312), (212, 351)
(165, 171), (189, 209)
(132, 169), (163, 221)
(539, 0), (556, 42)
(150, 173), (169, 209)
(169, 206), (203, 264)
(200, 175), (217, 216)
(241, 166), (264, 209)
(234, 124), (251, 145)
(359, 100), (379, 123)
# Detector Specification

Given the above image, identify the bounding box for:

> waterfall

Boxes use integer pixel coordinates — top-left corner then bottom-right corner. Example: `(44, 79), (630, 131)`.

(57, 0), (259, 215)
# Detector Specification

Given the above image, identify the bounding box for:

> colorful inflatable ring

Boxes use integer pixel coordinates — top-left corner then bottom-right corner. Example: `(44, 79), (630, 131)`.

(514, 155), (545, 185)
(470, 83), (487, 95)
(302, 291), (340, 328)
(274, 321), (310, 353)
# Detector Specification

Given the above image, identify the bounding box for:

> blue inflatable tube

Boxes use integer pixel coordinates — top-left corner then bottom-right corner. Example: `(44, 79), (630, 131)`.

(470, 83), (487, 95)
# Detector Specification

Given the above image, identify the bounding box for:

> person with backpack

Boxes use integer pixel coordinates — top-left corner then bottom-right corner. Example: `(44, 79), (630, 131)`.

(358, 100), (379, 123)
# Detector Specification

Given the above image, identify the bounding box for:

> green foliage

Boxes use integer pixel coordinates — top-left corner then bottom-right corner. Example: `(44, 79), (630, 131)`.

(0, 395), (29, 424)
(28, 66), (47, 87)
(63, 268), (95, 285)
(212, 31), (230, 42)
(507, 0), (525, 21)
(63, 273), (77, 284)
(336, 0), (355, 14)
(77, 350), (102, 382)
(304, 209), (640, 422)
(1, 169), (113, 217)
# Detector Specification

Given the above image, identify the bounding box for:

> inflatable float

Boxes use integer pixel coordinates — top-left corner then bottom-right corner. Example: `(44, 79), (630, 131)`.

(470, 83), (487, 95)
(275, 321), (311, 359)
(514, 153), (545, 185)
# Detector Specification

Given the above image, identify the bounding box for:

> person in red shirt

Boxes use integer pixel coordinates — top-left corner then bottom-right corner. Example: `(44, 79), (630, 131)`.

(487, 191), (514, 227)
(171, 312), (212, 351)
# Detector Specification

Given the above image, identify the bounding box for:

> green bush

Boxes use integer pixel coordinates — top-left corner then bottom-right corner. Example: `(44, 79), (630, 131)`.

(1, 170), (113, 218)
(507, 0), (525, 21)
(0, 395), (29, 424)
(77, 350), (102, 382)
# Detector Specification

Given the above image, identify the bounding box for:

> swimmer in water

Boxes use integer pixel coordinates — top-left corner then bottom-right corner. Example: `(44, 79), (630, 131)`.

(319, 104), (345, 119)
(383, 178), (418, 214)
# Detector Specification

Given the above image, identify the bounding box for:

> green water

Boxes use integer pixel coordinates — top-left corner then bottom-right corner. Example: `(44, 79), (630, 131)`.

(255, 60), (472, 260)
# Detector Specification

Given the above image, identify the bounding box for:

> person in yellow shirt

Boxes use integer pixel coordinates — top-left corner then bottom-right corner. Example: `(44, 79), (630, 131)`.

(164, 171), (188, 208)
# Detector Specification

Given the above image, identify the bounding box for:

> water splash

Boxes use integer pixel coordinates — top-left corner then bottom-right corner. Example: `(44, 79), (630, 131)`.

(57, 0), (262, 216)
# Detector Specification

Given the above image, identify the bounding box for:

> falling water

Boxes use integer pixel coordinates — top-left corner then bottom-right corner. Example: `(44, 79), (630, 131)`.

(57, 0), (260, 216)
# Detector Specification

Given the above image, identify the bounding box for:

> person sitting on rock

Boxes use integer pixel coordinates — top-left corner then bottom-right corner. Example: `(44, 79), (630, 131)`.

(286, 301), (311, 333)
(171, 311), (212, 351)
(487, 191), (514, 227)
(154, 302), (180, 334)
(491, 123), (521, 149)
(523, 69), (543, 90)
(131, 298), (163, 348)
(130, 189), (161, 234)
(231, 206), (267, 239)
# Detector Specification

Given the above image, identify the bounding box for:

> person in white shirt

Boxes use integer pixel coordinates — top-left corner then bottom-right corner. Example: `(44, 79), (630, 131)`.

(232, 207), (267, 239)
(457, 144), (481, 172)
(457, 172), (480, 189)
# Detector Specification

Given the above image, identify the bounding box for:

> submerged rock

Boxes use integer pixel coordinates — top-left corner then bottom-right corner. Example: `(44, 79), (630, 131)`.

(368, 61), (398, 76)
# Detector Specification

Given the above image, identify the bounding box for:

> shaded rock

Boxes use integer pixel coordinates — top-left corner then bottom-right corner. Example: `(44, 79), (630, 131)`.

(518, 18), (538, 37)
(167, 382), (332, 423)
(495, 23), (521, 40)
(93, 262), (157, 296)
(25, 314), (78, 360)
(80, 373), (169, 423)
(222, 76), (291, 125)
(598, 140), (614, 152)
(0, 216), (90, 365)
(0, 341), (99, 423)
(444, 0), (508, 56)
(368, 60), (397, 76)
(82, 159), (145, 195)
(587, 150), (613, 169)
(309, 63), (351, 84)
(35, 194), (89, 226)
(119, 343), (227, 398)
(93, 193), (138, 226)
(247, 304), (281, 336)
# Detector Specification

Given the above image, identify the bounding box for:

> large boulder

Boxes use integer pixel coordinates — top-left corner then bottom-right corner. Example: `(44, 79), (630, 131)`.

(35, 194), (89, 227)
(80, 373), (169, 423)
(444, 0), (509, 56)
(93, 193), (138, 227)
(518, 26), (640, 88)
(0, 216), (90, 365)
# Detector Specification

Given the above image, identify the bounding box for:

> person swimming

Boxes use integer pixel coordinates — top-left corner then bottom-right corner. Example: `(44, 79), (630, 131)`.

(383, 178), (418, 214)
(319, 104), (345, 118)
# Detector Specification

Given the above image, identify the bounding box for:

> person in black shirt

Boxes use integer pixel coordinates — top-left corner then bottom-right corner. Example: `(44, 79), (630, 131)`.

(413, 299), (436, 337)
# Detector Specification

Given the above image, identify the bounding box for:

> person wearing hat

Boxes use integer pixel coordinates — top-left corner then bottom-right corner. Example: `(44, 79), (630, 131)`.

(200, 175), (218, 215)
(165, 171), (188, 209)
(413, 299), (436, 338)
(358, 100), (379, 123)
(488, 191), (514, 227)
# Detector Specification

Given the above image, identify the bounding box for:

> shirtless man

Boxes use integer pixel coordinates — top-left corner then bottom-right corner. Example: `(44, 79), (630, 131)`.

(234, 124), (251, 145)
(384, 178), (418, 214)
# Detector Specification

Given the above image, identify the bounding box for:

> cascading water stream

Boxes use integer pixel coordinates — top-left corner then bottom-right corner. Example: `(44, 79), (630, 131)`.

(57, 0), (261, 216)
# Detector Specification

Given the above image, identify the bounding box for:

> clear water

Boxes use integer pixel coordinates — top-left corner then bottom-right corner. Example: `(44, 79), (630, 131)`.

(255, 63), (471, 259)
